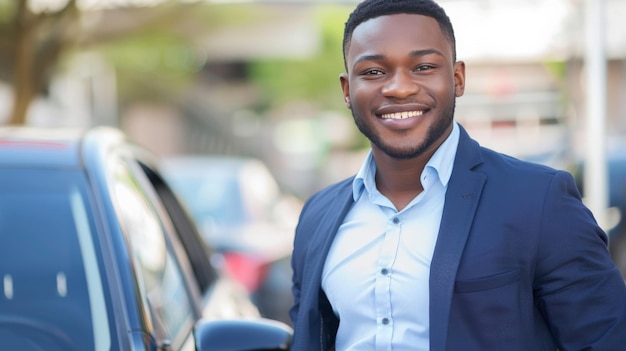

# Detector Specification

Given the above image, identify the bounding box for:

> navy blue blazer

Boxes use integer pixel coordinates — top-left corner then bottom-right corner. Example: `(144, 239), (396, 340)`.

(290, 125), (626, 351)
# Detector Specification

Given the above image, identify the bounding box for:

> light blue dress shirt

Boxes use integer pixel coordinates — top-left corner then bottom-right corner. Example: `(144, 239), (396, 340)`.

(321, 122), (460, 351)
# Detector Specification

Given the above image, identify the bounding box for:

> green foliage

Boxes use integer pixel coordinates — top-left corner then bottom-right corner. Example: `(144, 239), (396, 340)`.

(197, 4), (264, 27)
(89, 3), (270, 106)
(95, 31), (200, 103)
(0, 0), (16, 24)
(248, 5), (351, 111)
(543, 59), (567, 80)
(542, 59), (570, 112)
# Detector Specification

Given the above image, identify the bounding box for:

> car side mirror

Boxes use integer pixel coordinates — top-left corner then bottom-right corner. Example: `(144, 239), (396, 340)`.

(195, 318), (292, 350)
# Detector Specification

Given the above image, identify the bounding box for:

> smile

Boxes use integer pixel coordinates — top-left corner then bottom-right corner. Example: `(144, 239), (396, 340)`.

(380, 110), (424, 119)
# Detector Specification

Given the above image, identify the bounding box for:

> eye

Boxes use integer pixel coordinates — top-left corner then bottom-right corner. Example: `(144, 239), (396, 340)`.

(360, 69), (385, 76)
(415, 64), (436, 72)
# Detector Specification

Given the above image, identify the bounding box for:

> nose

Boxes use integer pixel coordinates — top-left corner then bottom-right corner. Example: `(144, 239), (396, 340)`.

(381, 70), (419, 98)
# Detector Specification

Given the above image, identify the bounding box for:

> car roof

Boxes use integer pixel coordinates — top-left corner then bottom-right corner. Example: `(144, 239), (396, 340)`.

(0, 126), (126, 169)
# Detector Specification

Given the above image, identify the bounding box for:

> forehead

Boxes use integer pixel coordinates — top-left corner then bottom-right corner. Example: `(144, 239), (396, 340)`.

(347, 13), (452, 61)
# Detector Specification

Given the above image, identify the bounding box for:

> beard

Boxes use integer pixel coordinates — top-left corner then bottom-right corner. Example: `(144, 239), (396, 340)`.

(352, 98), (456, 160)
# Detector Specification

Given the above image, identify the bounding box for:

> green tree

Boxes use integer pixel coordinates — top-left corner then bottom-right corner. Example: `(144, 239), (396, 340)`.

(248, 6), (351, 112)
(0, 0), (80, 125)
(0, 0), (202, 125)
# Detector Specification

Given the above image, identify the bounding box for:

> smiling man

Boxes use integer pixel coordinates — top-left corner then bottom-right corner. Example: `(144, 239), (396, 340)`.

(289, 1), (626, 350)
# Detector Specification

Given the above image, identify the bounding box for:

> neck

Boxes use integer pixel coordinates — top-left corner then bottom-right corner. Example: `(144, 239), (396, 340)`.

(372, 151), (431, 211)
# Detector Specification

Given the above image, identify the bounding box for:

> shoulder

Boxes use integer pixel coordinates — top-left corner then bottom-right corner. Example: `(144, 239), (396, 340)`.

(478, 146), (568, 180)
(302, 176), (354, 211)
(464, 145), (583, 205)
(293, 176), (354, 253)
(456, 124), (566, 182)
(295, 177), (353, 233)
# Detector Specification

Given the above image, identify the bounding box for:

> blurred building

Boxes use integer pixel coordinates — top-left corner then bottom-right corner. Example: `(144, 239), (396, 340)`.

(7, 0), (626, 197)
(171, 0), (626, 194)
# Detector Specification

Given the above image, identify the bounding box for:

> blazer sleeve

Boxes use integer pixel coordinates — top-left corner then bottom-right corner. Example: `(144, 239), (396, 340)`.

(289, 189), (327, 328)
(289, 195), (314, 326)
(533, 170), (626, 350)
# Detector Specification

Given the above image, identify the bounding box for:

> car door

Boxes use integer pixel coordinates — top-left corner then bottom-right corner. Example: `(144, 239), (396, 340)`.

(136, 160), (261, 320)
(108, 154), (202, 351)
(111, 146), (260, 350)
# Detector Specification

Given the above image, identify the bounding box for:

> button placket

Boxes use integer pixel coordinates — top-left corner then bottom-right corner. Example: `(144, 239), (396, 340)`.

(374, 216), (401, 348)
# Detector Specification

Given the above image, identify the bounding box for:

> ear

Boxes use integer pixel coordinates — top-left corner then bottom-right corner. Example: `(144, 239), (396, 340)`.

(453, 61), (466, 97)
(339, 72), (351, 109)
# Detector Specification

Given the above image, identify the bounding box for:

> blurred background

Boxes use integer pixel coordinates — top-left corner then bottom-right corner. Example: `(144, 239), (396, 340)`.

(1, 0), (625, 318)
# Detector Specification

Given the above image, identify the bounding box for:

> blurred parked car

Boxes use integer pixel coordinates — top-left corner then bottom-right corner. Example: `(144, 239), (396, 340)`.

(570, 142), (626, 280)
(161, 156), (300, 325)
(0, 127), (292, 351)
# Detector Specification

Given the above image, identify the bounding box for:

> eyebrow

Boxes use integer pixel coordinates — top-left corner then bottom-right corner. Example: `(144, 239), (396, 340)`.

(353, 49), (445, 65)
(409, 49), (445, 58)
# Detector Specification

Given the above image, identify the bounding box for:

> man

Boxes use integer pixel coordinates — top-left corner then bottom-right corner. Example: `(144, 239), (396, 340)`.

(289, 0), (626, 350)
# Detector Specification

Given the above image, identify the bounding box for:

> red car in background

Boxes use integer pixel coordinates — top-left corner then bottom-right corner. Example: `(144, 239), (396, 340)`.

(161, 156), (300, 326)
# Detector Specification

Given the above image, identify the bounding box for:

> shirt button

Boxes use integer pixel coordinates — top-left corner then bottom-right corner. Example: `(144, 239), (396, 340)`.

(382, 318), (390, 325)
(392, 217), (400, 224)
(381, 268), (389, 275)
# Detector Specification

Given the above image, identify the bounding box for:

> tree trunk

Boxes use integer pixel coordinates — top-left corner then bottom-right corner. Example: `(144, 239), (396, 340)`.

(8, 0), (35, 126)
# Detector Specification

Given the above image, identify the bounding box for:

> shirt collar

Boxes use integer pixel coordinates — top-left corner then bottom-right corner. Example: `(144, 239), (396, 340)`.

(352, 122), (460, 201)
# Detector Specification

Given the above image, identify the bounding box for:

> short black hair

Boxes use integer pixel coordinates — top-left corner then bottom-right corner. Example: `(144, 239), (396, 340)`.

(343, 0), (457, 68)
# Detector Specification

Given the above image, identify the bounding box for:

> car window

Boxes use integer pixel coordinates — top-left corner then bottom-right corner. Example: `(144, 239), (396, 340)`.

(140, 162), (218, 295)
(110, 159), (196, 348)
(0, 169), (113, 351)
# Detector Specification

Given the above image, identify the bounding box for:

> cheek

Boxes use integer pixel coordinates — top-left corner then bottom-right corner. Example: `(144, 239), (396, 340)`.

(427, 77), (455, 100)
(350, 81), (378, 103)
(349, 89), (369, 109)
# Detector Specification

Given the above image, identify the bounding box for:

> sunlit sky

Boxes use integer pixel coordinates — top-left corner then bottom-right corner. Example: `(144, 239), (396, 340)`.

(448, 0), (571, 61)
(27, 0), (626, 61)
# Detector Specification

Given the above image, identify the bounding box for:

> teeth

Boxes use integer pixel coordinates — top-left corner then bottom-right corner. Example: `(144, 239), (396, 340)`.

(380, 110), (424, 119)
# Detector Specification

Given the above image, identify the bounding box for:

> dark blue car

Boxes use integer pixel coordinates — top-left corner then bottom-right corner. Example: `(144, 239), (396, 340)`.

(0, 127), (292, 351)
(571, 148), (626, 281)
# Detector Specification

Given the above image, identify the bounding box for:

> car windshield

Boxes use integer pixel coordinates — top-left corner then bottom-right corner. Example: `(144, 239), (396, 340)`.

(0, 169), (113, 351)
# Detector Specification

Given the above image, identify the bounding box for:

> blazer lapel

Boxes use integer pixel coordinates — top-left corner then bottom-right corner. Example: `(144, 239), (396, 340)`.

(429, 126), (486, 351)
